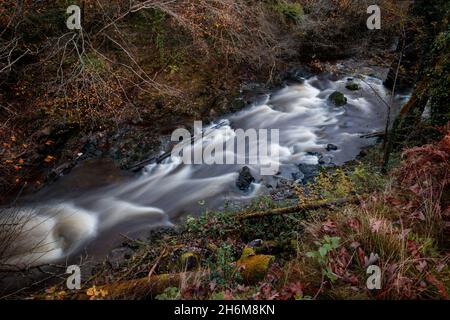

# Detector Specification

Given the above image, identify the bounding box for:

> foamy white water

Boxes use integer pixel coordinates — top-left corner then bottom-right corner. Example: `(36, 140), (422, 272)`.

(1, 74), (409, 268)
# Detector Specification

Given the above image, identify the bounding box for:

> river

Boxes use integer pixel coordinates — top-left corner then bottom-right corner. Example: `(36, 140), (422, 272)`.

(0, 72), (409, 268)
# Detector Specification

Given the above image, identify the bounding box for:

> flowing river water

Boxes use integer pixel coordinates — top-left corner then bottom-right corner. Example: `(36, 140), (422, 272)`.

(1, 73), (409, 268)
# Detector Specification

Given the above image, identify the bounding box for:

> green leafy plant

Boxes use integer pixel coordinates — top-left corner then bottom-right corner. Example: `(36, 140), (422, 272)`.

(155, 287), (180, 300)
(207, 243), (237, 286)
(306, 236), (341, 282)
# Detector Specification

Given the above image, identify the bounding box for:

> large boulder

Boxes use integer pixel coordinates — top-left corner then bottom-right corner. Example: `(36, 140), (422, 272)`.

(329, 91), (347, 106)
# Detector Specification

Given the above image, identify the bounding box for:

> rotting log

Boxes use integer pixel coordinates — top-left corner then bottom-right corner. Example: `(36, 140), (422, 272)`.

(72, 272), (196, 300)
(238, 197), (360, 220)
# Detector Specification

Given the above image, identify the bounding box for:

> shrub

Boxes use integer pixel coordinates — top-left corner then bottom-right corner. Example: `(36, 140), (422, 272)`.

(274, 1), (304, 23)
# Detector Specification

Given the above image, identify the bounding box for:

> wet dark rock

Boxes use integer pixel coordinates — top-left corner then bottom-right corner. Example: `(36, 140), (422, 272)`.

(269, 178), (297, 199)
(239, 82), (269, 106)
(241, 81), (266, 92)
(292, 171), (305, 182)
(318, 154), (333, 165)
(248, 239), (264, 248)
(358, 149), (368, 158)
(326, 143), (339, 151)
(277, 164), (303, 181)
(236, 166), (255, 191)
(284, 67), (313, 83)
(271, 189), (295, 200)
(298, 163), (320, 184)
(81, 135), (104, 158)
(50, 162), (72, 177)
(180, 252), (200, 271)
(346, 82), (360, 91)
(329, 91), (347, 106)
(262, 175), (278, 189)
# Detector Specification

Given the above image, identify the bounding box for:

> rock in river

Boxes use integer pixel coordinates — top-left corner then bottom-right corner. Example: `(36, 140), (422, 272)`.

(329, 91), (347, 106)
(346, 82), (360, 91)
(236, 166), (255, 191)
(326, 143), (339, 151)
(298, 163), (320, 184)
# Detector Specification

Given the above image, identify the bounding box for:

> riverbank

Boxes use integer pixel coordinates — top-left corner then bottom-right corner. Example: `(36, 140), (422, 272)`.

(7, 134), (449, 300)
(2, 0), (449, 301)
(0, 60), (404, 297)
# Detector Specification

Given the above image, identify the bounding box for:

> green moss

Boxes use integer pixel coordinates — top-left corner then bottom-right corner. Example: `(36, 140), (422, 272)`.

(240, 246), (256, 259)
(237, 254), (275, 284)
(273, 1), (304, 23)
(427, 29), (450, 126)
(329, 91), (347, 106)
(346, 83), (360, 91)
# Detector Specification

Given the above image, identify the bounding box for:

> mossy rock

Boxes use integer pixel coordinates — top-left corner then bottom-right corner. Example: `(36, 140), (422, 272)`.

(237, 248), (274, 284)
(240, 246), (256, 259)
(180, 252), (200, 271)
(329, 91), (347, 106)
(345, 82), (360, 91)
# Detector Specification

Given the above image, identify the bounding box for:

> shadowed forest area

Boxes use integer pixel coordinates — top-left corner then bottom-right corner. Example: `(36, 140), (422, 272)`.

(0, 0), (449, 301)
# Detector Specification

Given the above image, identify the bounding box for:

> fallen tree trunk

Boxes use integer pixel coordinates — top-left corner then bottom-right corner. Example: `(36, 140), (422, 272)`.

(70, 250), (277, 299)
(238, 197), (359, 220)
(72, 272), (196, 300)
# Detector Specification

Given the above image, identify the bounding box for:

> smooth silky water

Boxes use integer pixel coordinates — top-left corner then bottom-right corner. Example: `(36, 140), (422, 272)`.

(0, 74), (409, 267)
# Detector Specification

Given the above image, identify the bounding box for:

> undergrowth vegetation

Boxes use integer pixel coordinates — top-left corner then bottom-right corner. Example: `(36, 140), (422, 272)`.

(0, 0), (406, 200)
(1, 0), (448, 301)
(22, 132), (449, 300)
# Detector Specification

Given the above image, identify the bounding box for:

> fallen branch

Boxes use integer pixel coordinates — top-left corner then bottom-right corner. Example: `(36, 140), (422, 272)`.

(72, 272), (196, 300)
(360, 131), (384, 139)
(238, 197), (360, 220)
